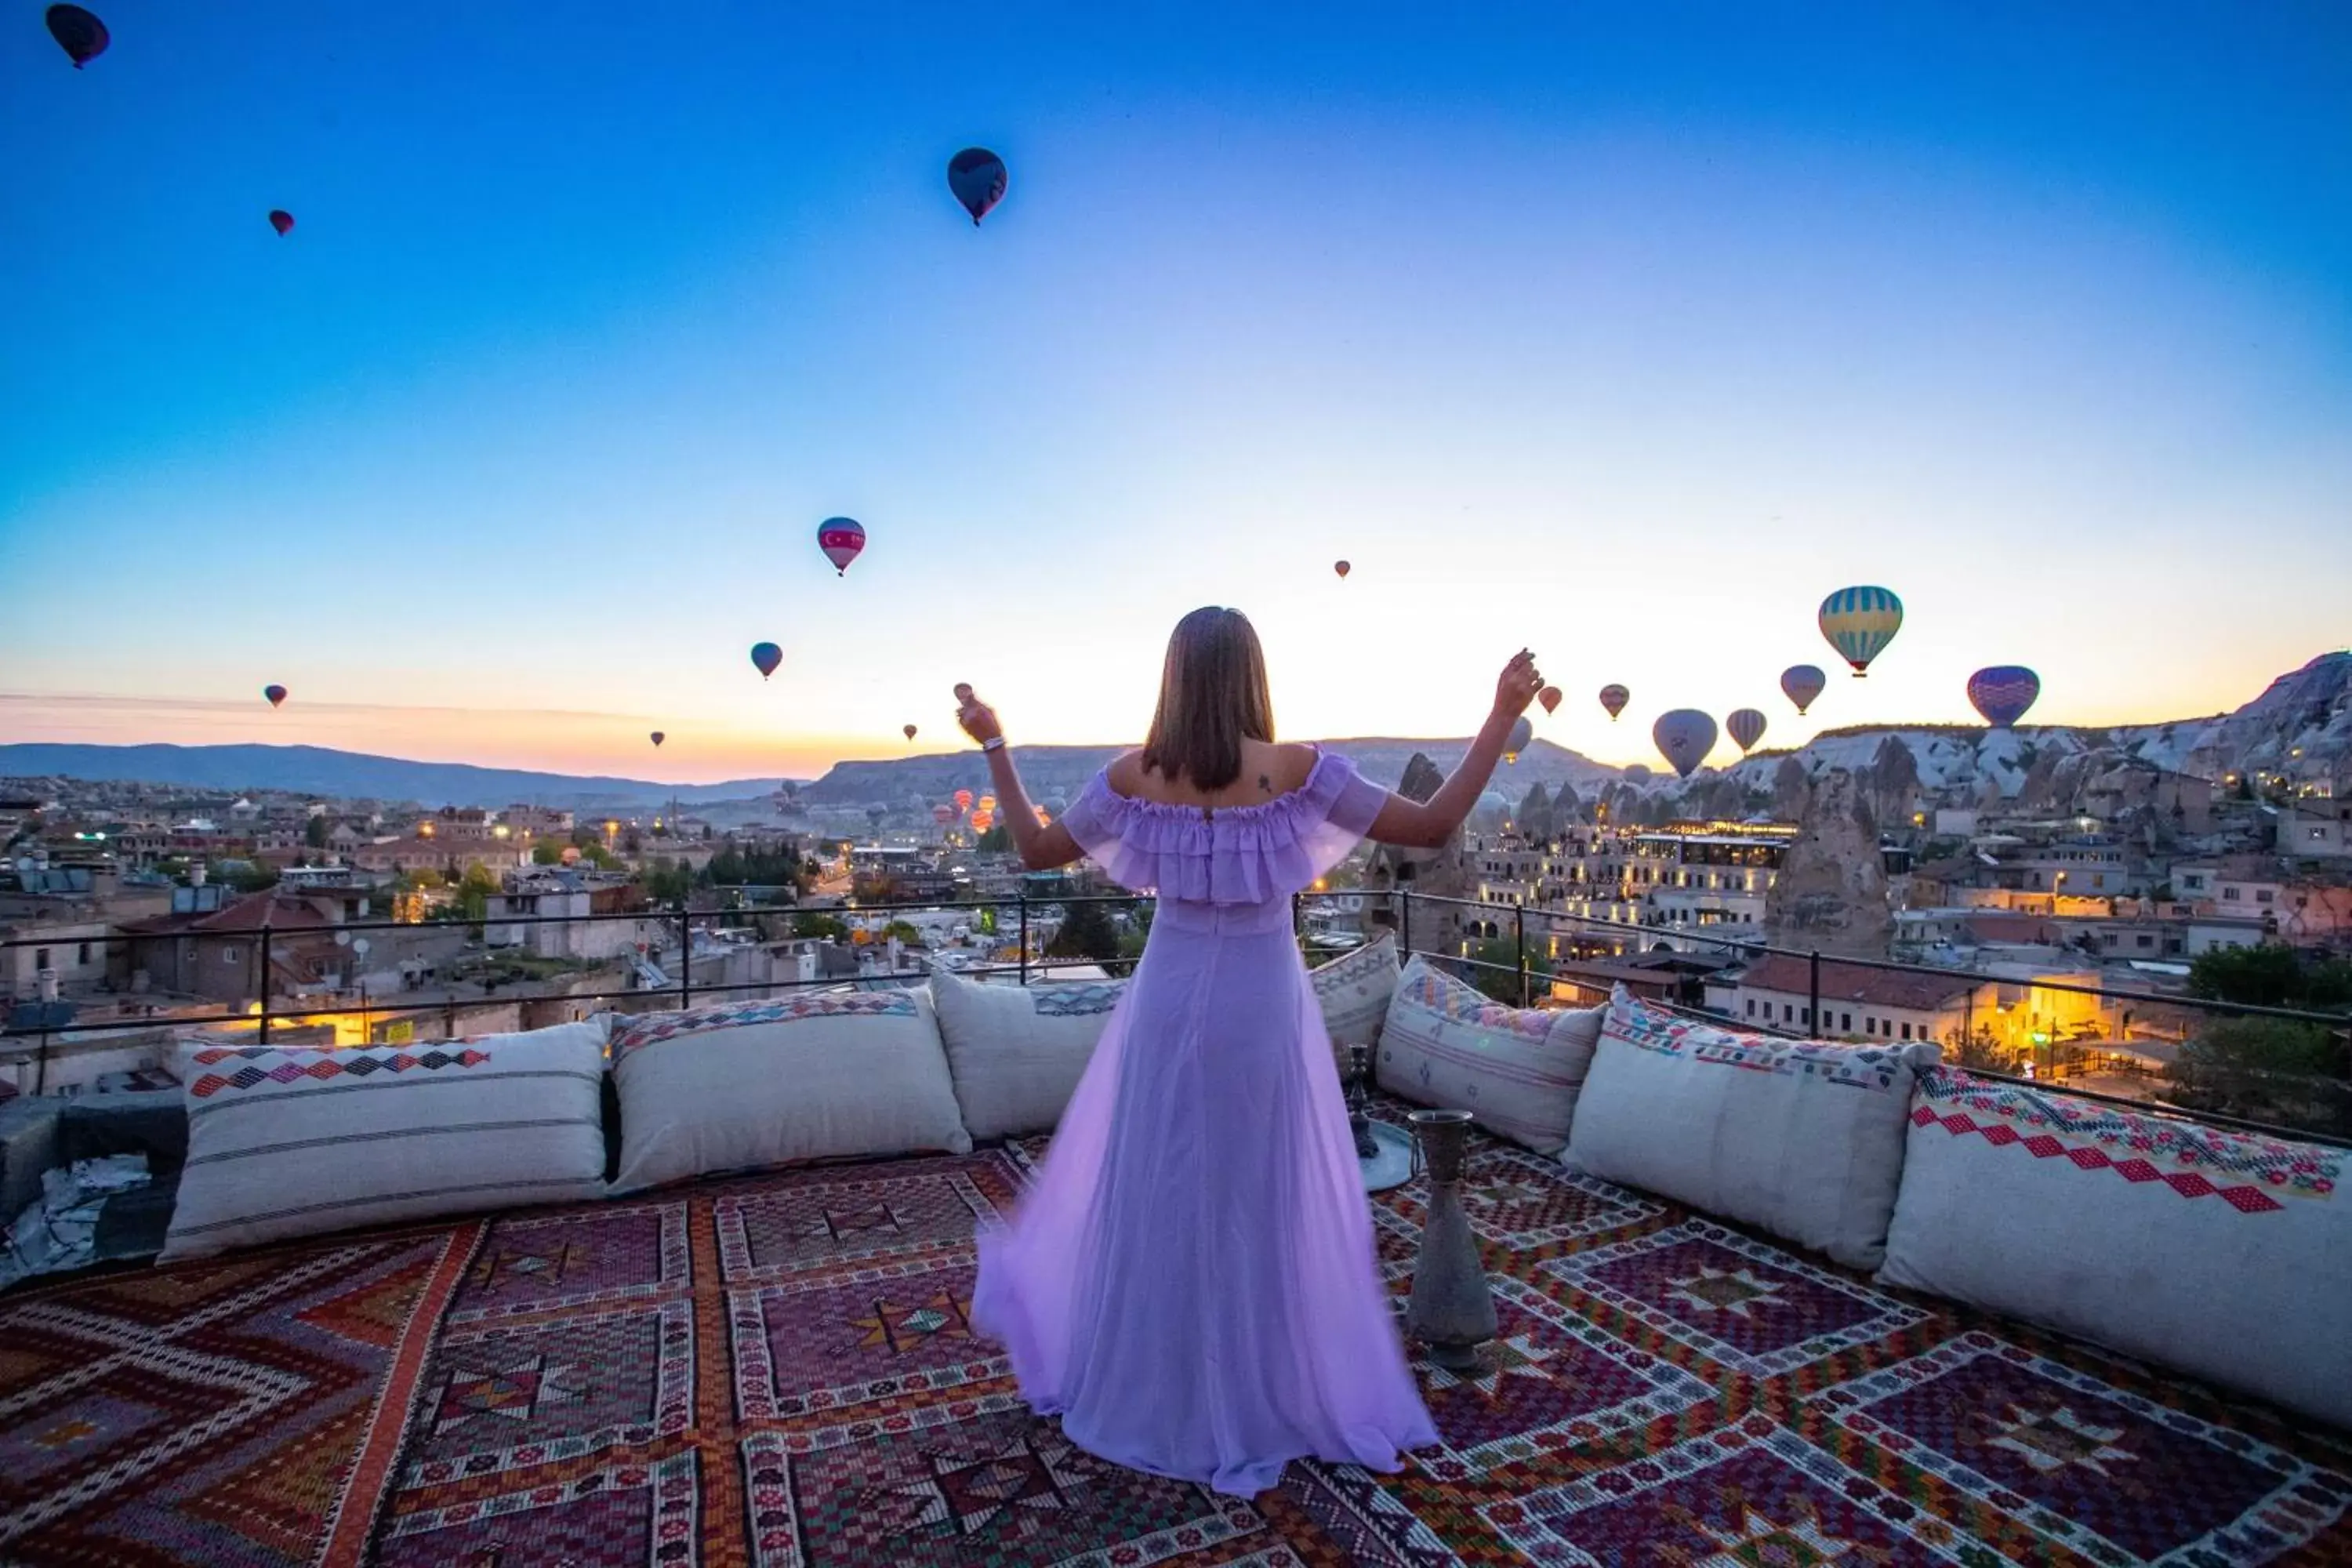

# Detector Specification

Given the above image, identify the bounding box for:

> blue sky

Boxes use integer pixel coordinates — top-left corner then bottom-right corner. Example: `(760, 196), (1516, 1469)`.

(3, 2), (2347, 779)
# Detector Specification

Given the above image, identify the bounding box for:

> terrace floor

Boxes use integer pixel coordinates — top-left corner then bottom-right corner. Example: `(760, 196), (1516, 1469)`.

(4, 1096), (2348, 1566)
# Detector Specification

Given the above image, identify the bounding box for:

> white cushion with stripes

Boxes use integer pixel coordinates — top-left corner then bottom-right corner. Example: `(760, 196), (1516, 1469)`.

(1375, 956), (1602, 1157)
(162, 1020), (611, 1261)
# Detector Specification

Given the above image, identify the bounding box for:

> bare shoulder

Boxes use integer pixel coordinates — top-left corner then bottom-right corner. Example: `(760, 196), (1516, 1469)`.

(1240, 740), (1321, 799)
(1105, 749), (1148, 794)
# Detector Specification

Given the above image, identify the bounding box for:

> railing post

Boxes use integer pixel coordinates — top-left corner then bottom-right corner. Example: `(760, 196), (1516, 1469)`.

(1398, 887), (1411, 959)
(1018, 894), (1029, 986)
(677, 902), (692, 1009)
(1807, 949), (1820, 1035)
(258, 925), (274, 1046)
(1515, 904), (1530, 1007)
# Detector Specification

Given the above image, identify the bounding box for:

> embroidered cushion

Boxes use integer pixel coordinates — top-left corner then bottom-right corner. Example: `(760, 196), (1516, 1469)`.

(1567, 989), (1937, 1269)
(608, 989), (970, 1192)
(1312, 932), (1401, 1051)
(928, 970), (1127, 1141)
(1376, 956), (1602, 1157)
(162, 1019), (611, 1261)
(1880, 1067), (2350, 1428)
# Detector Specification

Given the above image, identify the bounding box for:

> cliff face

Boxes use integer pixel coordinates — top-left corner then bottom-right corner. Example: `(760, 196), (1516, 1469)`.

(1764, 768), (1893, 958)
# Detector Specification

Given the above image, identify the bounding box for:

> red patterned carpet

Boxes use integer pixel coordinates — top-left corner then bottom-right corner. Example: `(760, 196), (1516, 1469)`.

(4, 1100), (2349, 1566)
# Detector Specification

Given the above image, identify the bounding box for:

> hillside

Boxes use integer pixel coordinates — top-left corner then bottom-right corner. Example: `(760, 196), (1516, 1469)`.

(0, 744), (786, 811)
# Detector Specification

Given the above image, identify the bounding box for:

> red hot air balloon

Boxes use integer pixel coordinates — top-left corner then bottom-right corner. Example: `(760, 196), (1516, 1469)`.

(954, 789), (974, 812)
(750, 641), (783, 680)
(817, 517), (865, 575)
(1967, 666), (2042, 729)
(268, 209), (295, 237)
(45, 5), (108, 67)
(932, 804), (956, 825)
(1598, 684), (1630, 722)
(903, 724), (918, 742)
(1726, 708), (1767, 754)
(1537, 686), (1562, 716)
(1652, 710), (1718, 779)
(650, 731), (666, 747)
(947, 147), (1008, 226)
(263, 684), (288, 709)
(1780, 664), (1827, 716)
(1334, 560), (1350, 579)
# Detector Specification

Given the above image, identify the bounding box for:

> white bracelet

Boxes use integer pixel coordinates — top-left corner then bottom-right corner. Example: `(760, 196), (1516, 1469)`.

(981, 737), (1005, 753)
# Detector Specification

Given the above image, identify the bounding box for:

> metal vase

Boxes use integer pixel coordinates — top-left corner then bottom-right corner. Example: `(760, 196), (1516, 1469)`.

(1405, 1108), (1497, 1372)
(1345, 1042), (1379, 1159)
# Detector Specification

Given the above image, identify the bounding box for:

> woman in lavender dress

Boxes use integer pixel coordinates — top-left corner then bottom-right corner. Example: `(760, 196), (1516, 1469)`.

(959, 606), (1545, 1495)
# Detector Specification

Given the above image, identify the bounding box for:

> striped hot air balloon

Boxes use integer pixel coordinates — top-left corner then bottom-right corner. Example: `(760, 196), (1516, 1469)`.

(1967, 666), (2041, 729)
(1726, 708), (1767, 753)
(1818, 586), (1904, 677)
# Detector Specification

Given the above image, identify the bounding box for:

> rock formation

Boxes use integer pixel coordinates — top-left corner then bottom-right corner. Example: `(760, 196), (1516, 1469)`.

(1763, 768), (1893, 958)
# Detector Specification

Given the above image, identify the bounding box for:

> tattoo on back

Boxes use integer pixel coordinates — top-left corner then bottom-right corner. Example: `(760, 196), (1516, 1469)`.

(1259, 773), (1273, 795)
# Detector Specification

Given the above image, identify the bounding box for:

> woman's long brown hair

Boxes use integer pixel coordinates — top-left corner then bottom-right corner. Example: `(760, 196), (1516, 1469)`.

(1139, 607), (1276, 791)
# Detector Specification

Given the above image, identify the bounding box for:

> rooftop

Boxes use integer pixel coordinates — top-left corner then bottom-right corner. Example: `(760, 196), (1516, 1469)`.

(1737, 951), (1987, 1011)
(6, 1092), (2344, 1563)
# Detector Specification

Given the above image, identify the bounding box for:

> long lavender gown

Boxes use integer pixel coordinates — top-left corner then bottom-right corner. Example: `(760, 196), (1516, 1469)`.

(972, 752), (1438, 1496)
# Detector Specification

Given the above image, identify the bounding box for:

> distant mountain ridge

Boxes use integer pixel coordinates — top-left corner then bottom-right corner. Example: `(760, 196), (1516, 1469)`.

(6, 652), (2343, 811)
(0, 744), (786, 811)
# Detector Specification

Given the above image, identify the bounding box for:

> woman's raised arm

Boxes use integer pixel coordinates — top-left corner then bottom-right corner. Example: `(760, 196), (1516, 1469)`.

(956, 684), (1085, 871)
(1366, 651), (1545, 849)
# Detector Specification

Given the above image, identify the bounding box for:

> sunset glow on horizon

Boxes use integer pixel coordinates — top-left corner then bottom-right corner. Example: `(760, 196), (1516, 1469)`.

(5, 4), (2347, 782)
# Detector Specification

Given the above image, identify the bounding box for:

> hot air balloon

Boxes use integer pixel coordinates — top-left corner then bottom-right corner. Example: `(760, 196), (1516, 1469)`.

(1780, 664), (1827, 716)
(45, 5), (107, 67)
(933, 804), (956, 825)
(903, 724), (918, 742)
(1818, 586), (1904, 677)
(1334, 560), (1350, 580)
(263, 684), (287, 709)
(817, 517), (866, 575)
(947, 147), (1008, 226)
(1622, 763), (1653, 783)
(1044, 795), (1067, 818)
(750, 642), (782, 680)
(954, 789), (973, 812)
(268, 209), (294, 237)
(1726, 708), (1767, 754)
(1653, 710), (1718, 779)
(650, 731), (666, 748)
(1537, 686), (1562, 716)
(978, 795), (997, 813)
(1598, 684), (1630, 721)
(1967, 666), (2042, 729)
(1503, 717), (1533, 764)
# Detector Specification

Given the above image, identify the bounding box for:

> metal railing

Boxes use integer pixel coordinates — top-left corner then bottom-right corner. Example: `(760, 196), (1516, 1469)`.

(5, 884), (2347, 1146)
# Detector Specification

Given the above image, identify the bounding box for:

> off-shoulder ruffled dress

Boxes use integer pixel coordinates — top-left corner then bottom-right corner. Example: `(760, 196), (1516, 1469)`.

(971, 751), (1437, 1495)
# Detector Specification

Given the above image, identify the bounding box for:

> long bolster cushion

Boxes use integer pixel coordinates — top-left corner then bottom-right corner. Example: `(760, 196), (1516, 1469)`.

(930, 971), (1126, 1141)
(1566, 987), (1939, 1270)
(608, 990), (971, 1193)
(1880, 1066), (2350, 1429)
(162, 1020), (612, 1261)
(1377, 956), (1603, 1157)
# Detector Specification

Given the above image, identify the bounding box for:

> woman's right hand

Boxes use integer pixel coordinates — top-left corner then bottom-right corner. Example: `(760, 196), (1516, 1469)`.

(1493, 650), (1544, 719)
(955, 684), (1004, 746)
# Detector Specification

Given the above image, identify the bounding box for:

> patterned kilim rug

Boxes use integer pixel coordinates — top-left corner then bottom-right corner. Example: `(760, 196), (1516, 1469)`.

(3, 1096), (2348, 1565)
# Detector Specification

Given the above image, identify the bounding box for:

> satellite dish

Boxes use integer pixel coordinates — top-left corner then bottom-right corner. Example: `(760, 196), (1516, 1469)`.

(335, 931), (351, 946)
(351, 937), (371, 957)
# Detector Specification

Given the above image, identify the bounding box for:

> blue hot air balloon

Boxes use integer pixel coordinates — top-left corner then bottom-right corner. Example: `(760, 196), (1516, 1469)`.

(46, 5), (108, 67)
(1653, 710), (1718, 779)
(1780, 664), (1826, 715)
(1726, 708), (1767, 754)
(947, 148), (1007, 226)
(750, 642), (782, 680)
(1967, 666), (2041, 729)
(1818, 586), (1904, 677)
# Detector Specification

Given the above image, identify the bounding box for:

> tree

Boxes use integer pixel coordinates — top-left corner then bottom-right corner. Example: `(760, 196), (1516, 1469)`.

(978, 822), (1013, 855)
(214, 858), (278, 894)
(2165, 1016), (2350, 1137)
(1466, 936), (1552, 1005)
(792, 912), (849, 941)
(880, 920), (924, 948)
(305, 815), (331, 849)
(1047, 901), (1120, 962)
(456, 862), (499, 923)
(641, 858), (694, 903)
(532, 839), (565, 866)
(2188, 945), (2352, 1011)
(1945, 1025), (2015, 1073)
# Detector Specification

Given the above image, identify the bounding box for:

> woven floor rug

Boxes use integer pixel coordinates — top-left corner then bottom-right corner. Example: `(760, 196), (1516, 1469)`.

(4, 1099), (2349, 1565)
